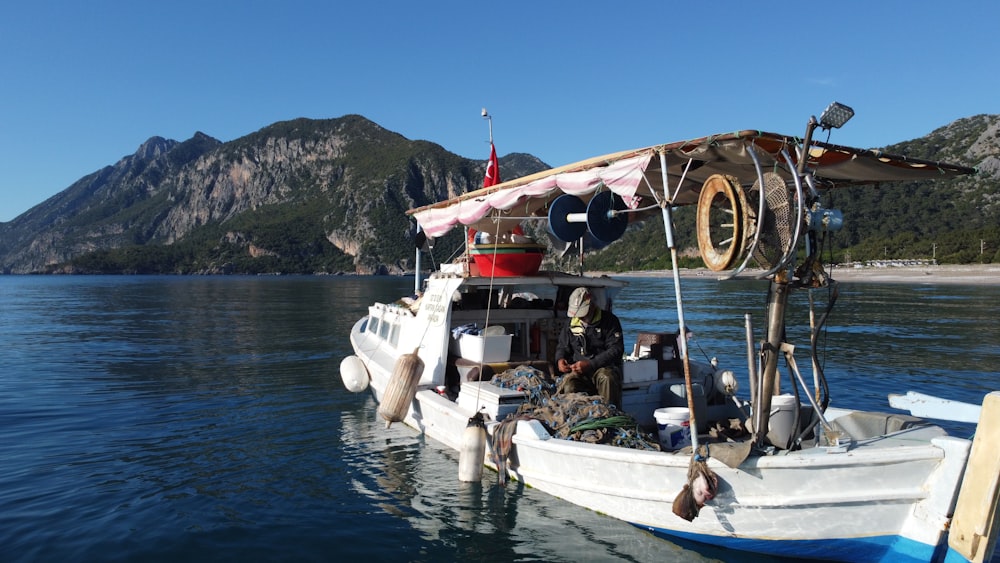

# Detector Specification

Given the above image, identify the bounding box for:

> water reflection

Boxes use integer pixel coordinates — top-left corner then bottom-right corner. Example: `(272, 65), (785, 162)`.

(338, 396), (717, 562)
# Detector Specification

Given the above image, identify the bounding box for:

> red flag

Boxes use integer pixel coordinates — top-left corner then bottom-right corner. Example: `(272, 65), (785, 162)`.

(483, 142), (500, 188)
(470, 143), (501, 245)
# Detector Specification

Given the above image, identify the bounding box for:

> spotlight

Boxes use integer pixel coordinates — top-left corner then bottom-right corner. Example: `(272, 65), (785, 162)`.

(819, 102), (854, 130)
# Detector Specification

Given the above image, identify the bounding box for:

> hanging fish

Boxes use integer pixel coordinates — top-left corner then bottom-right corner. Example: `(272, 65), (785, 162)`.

(672, 450), (719, 521)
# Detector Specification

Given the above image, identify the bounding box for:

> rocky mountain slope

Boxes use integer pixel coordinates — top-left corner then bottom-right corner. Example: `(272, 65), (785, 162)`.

(0, 116), (546, 274)
(0, 113), (996, 274)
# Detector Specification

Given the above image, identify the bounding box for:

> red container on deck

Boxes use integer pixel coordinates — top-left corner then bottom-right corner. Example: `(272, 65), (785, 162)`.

(470, 243), (545, 277)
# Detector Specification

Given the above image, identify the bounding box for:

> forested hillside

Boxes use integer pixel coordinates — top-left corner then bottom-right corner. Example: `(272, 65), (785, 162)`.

(584, 115), (1000, 270)
(0, 114), (996, 275)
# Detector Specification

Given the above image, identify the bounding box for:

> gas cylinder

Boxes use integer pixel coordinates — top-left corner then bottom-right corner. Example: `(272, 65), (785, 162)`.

(529, 322), (541, 355)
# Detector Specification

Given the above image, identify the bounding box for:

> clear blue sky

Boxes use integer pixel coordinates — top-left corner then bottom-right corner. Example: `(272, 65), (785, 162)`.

(2, 1), (997, 222)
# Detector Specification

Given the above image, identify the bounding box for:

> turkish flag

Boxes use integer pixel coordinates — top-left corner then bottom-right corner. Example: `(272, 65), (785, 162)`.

(470, 143), (501, 244)
(483, 143), (500, 188)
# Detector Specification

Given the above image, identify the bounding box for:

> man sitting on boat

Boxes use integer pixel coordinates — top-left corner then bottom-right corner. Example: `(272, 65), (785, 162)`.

(555, 287), (625, 407)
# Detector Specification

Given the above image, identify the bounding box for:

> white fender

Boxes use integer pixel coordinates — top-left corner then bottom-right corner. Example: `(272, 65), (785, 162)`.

(378, 349), (424, 428)
(339, 355), (370, 393)
(458, 413), (487, 482)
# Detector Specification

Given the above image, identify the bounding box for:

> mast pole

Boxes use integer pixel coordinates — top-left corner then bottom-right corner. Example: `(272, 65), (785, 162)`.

(465, 108), (496, 275)
(754, 116), (818, 448)
(414, 225), (422, 294)
(658, 150), (699, 453)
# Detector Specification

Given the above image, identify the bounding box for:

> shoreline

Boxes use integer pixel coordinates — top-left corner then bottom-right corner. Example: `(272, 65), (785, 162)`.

(606, 264), (1000, 286)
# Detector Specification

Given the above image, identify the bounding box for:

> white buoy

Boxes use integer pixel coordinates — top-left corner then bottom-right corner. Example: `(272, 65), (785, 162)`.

(378, 349), (424, 428)
(339, 355), (369, 393)
(715, 369), (738, 396)
(458, 412), (487, 482)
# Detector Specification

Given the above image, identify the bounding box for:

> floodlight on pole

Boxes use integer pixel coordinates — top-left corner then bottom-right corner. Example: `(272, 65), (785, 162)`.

(819, 102), (855, 130)
(481, 107), (493, 143)
(798, 101), (856, 175)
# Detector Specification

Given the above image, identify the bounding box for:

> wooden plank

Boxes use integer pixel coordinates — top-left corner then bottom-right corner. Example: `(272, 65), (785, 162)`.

(949, 392), (1000, 562)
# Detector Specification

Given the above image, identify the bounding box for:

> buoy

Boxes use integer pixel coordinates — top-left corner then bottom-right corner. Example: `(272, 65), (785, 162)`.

(378, 349), (424, 428)
(715, 369), (738, 396)
(458, 412), (487, 482)
(339, 355), (369, 393)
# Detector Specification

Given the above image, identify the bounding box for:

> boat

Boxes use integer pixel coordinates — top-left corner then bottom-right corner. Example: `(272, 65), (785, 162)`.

(342, 103), (998, 562)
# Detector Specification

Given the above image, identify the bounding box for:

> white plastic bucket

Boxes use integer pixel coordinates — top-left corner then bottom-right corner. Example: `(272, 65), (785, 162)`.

(767, 394), (799, 448)
(654, 407), (691, 451)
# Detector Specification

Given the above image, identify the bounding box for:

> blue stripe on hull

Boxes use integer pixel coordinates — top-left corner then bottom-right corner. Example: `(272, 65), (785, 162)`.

(635, 523), (946, 562)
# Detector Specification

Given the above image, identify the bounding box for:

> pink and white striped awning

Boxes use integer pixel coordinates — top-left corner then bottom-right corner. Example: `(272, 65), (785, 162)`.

(408, 130), (975, 239)
(413, 153), (652, 238)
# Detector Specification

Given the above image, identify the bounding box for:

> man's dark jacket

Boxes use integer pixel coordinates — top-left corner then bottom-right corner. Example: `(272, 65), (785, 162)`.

(554, 309), (624, 371)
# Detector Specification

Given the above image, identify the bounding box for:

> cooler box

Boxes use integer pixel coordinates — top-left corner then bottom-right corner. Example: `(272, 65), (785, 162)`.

(453, 333), (513, 363)
(458, 381), (529, 421)
(621, 378), (707, 431)
(623, 379), (682, 428)
(623, 359), (659, 383)
(664, 380), (708, 433)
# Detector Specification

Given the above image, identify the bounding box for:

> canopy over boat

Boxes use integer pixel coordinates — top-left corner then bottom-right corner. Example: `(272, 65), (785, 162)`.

(409, 130), (975, 239)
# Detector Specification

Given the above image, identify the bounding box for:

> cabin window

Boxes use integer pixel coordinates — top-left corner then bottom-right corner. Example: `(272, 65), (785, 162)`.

(368, 317), (380, 335)
(388, 323), (400, 347)
(378, 317), (390, 340)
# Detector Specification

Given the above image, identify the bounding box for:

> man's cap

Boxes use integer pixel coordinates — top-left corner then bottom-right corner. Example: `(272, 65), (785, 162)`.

(567, 287), (591, 318)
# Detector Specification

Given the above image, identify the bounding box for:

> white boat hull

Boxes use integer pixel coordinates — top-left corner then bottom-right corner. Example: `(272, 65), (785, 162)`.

(351, 313), (973, 562)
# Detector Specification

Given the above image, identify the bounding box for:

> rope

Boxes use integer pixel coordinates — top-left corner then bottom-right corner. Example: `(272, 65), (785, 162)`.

(472, 218), (503, 405)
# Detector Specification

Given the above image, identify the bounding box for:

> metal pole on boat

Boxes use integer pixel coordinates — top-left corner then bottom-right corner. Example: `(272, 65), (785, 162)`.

(482, 107), (493, 144)
(744, 314), (758, 408)
(414, 225), (422, 294)
(657, 151), (700, 452)
(755, 275), (790, 448)
(808, 292), (820, 402)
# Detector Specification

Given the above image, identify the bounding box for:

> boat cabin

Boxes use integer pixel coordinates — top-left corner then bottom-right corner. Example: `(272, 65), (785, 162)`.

(359, 269), (731, 431)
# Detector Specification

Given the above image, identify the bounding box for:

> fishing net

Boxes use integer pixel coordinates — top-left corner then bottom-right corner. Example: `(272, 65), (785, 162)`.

(749, 171), (793, 269)
(490, 366), (660, 451)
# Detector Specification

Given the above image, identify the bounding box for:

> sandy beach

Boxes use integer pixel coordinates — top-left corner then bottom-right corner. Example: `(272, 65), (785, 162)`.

(614, 264), (999, 286)
(819, 264), (999, 285)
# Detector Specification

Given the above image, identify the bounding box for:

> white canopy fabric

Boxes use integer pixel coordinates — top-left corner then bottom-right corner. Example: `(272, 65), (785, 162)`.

(414, 153), (652, 238)
(410, 130), (975, 239)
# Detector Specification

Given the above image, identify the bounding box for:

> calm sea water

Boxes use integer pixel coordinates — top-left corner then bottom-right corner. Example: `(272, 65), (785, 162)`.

(1, 275), (998, 562)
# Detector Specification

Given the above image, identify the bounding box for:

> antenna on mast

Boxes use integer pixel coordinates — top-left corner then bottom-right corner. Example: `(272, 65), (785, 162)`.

(481, 107), (493, 144)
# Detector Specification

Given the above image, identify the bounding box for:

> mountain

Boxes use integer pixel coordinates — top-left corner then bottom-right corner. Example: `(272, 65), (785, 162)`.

(0, 114), (997, 274)
(0, 115), (547, 274)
